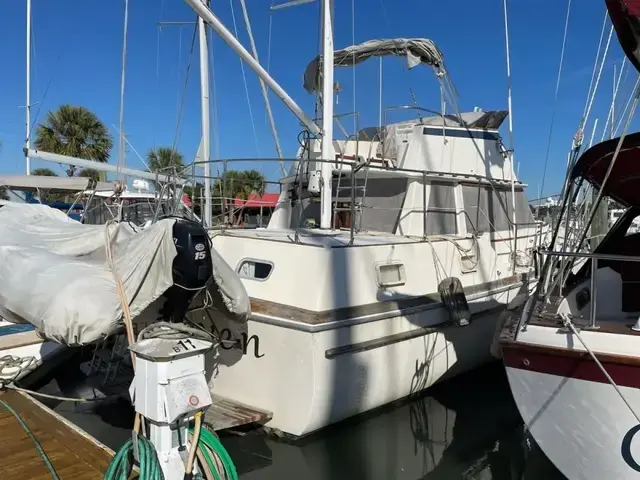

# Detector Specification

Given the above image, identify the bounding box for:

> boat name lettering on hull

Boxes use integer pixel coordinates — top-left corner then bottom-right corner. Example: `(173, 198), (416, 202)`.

(622, 424), (640, 472)
(219, 328), (264, 358)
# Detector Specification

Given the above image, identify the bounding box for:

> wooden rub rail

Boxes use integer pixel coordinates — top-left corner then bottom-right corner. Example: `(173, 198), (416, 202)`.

(0, 390), (113, 480)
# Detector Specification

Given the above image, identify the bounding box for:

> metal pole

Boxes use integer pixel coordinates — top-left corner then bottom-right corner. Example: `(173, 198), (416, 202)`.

(238, 0), (285, 175)
(198, 0), (212, 227)
(590, 257), (598, 328)
(183, 0), (320, 135)
(502, 0), (517, 260)
(27, 149), (187, 185)
(422, 172), (427, 239)
(117, 0), (130, 180)
(319, 0), (334, 229)
(25, 0), (31, 175)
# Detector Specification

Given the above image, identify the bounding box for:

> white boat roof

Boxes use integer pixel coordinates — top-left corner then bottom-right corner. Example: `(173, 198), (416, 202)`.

(0, 175), (112, 193)
(90, 190), (167, 199)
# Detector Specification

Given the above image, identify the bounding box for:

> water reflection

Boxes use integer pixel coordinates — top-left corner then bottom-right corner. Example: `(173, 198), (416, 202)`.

(223, 363), (566, 480)
(35, 353), (566, 479)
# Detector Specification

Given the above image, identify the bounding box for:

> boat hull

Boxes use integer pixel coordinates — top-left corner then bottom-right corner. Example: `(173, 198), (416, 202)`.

(210, 284), (524, 437)
(503, 331), (640, 480)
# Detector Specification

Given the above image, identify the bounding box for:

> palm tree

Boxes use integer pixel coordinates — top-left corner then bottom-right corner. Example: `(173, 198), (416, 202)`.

(78, 168), (102, 183)
(34, 105), (113, 176)
(213, 169), (266, 225)
(31, 168), (58, 177)
(30, 168), (59, 202)
(218, 169), (266, 200)
(146, 147), (184, 174)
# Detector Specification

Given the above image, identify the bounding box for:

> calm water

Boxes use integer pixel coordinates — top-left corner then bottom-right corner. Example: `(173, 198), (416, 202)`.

(40, 359), (567, 479)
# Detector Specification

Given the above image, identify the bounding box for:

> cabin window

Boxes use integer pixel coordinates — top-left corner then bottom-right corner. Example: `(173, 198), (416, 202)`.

(237, 259), (273, 281)
(375, 262), (406, 288)
(292, 177), (409, 233)
(462, 185), (534, 233)
(426, 183), (457, 235)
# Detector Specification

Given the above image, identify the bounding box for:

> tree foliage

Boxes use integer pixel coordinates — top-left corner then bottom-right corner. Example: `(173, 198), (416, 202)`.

(34, 105), (113, 176)
(147, 147), (184, 174)
(215, 169), (266, 201)
(78, 168), (102, 182)
(31, 168), (59, 177)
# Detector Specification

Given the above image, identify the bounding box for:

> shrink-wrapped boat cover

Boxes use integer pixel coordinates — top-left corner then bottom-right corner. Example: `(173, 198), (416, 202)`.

(0, 203), (177, 346)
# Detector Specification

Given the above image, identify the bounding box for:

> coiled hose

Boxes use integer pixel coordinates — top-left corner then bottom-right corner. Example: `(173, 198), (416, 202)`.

(103, 434), (164, 480)
(104, 423), (238, 480)
(190, 426), (238, 480)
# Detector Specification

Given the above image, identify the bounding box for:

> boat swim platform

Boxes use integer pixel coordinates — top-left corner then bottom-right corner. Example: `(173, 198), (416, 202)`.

(206, 394), (272, 432)
(0, 389), (114, 480)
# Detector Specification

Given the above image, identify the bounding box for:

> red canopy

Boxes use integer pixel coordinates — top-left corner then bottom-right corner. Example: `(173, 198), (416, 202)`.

(571, 132), (640, 206)
(233, 193), (279, 208)
(607, 0), (640, 73)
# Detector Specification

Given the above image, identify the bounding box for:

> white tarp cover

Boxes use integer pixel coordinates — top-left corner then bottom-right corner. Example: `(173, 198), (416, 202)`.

(0, 204), (177, 346)
(303, 38), (445, 93)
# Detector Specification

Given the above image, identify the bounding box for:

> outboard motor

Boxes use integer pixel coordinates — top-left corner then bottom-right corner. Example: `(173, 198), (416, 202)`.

(158, 217), (213, 323)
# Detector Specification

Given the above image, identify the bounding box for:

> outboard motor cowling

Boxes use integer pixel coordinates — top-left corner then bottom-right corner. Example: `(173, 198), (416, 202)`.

(159, 218), (213, 323)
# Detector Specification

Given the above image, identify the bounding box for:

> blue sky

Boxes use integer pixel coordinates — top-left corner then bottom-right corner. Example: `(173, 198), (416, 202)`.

(0, 0), (636, 198)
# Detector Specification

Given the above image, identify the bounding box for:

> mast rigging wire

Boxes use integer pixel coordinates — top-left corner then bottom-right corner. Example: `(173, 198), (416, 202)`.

(600, 58), (627, 142)
(228, 0), (261, 157)
(238, 0), (286, 175)
(539, 0), (572, 204)
(171, 21), (198, 158)
(582, 10), (609, 122)
(582, 23), (614, 138)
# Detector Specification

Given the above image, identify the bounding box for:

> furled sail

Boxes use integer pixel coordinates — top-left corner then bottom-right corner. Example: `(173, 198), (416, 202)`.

(303, 38), (445, 93)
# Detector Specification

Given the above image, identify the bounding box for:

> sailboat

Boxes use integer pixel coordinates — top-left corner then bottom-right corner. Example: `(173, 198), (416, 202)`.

(499, 1), (640, 479)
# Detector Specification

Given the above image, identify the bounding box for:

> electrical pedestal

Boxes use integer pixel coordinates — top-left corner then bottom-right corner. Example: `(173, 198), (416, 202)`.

(129, 337), (213, 479)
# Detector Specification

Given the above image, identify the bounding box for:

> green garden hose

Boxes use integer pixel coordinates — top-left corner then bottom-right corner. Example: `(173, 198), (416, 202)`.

(196, 427), (238, 480)
(105, 424), (237, 480)
(0, 399), (60, 480)
(104, 434), (164, 480)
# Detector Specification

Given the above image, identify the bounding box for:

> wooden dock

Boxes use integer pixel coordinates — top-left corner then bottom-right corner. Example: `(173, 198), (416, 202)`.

(0, 390), (114, 479)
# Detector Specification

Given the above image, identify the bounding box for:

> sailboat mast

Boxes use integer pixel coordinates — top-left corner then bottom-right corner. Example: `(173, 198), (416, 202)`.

(117, 0), (130, 179)
(198, 0), (212, 227)
(319, 0), (334, 229)
(25, 0), (31, 175)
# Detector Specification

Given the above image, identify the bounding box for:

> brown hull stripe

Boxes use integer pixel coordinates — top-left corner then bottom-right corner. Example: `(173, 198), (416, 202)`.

(251, 273), (529, 325)
(502, 342), (640, 389)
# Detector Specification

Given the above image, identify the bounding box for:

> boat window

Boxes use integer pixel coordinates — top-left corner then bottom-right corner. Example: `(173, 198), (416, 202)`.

(375, 262), (406, 288)
(291, 177), (409, 234)
(426, 183), (457, 235)
(462, 185), (534, 233)
(237, 259), (273, 281)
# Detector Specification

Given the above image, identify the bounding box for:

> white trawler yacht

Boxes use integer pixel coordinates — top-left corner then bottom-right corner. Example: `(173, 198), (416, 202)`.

(499, 1), (640, 479)
(196, 24), (545, 435)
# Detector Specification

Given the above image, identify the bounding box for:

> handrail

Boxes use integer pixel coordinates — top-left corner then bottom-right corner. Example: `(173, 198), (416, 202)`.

(538, 249), (640, 329)
(539, 249), (640, 263)
(179, 156), (540, 255)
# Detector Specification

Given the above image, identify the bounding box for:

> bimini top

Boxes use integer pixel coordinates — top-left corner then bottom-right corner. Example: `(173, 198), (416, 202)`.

(303, 38), (445, 93)
(606, 0), (640, 74)
(570, 132), (640, 207)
